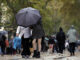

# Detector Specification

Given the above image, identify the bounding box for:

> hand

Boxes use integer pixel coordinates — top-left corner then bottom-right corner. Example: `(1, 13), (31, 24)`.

(16, 33), (19, 36)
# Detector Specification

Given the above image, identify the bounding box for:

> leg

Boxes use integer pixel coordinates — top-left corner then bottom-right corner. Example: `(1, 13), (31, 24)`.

(38, 38), (42, 52)
(69, 43), (73, 56)
(26, 38), (31, 56)
(21, 38), (26, 58)
(32, 39), (37, 50)
(36, 38), (42, 58)
(72, 43), (76, 55)
(1, 46), (5, 55)
(32, 39), (37, 57)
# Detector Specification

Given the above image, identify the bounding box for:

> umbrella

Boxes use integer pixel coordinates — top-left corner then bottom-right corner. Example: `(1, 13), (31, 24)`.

(0, 31), (8, 41)
(16, 7), (41, 27)
(0, 31), (8, 35)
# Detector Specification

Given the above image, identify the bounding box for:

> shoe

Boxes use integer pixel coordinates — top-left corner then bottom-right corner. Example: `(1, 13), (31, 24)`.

(72, 53), (75, 56)
(33, 50), (37, 58)
(70, 53), (72, 56)
(25, 55), (29, 58)
(22, 55), (25, 58)
(36, 52), (40, 58)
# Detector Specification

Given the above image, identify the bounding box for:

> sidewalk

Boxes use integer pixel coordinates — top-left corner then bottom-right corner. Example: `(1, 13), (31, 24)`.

(0, 51), (80, 60)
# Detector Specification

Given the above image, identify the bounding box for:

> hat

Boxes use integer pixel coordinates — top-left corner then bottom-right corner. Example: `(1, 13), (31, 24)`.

(71, 25), (74, 27)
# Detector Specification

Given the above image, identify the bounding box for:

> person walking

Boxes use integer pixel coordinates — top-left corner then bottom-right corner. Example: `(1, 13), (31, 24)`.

(0, 34), (6, 56)
(16, 26), (32, 58)
(31, 20), (45, 58)
(48, 35), (55, 54)
(0, 27), (8, 56)
(56, 27), (66, 54)
(67, 25), (78, 56)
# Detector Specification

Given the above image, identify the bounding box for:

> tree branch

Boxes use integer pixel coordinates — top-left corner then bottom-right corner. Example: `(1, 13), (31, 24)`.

(42, 0), (51, 9)
(6, 0), (17, 14)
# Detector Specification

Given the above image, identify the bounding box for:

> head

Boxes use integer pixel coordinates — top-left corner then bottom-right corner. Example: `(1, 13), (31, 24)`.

(70, 25), (74, 29)
(51, 35), (56, 38)
(59, 27), (63, 32)
(0, 27), (4, 31)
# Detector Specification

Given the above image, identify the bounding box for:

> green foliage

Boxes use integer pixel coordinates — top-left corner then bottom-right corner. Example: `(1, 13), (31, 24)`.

(0, 0), (80, 35)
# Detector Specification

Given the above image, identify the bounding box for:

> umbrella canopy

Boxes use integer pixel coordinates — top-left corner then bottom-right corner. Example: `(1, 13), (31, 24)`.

(0, 31), (8, 41)
(0, 31), (8, 35)
(16, 7), (41, 27)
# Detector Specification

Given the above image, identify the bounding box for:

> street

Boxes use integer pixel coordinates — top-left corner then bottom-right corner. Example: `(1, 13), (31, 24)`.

(0, 50), (80, 60)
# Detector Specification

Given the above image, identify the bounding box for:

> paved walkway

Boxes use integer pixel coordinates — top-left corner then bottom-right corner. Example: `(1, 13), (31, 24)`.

(0, 51), (80, 60)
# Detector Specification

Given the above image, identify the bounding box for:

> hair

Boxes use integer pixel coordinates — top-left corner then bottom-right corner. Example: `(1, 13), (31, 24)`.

(59, 27), (63, 32)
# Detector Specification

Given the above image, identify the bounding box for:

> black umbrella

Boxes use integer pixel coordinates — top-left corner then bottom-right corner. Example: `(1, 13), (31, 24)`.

(16, 7), (41, 27)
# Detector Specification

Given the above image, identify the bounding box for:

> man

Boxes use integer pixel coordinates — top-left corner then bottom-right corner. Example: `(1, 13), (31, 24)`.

(56, 27), (66, 54)
(67, 25), (78, 56)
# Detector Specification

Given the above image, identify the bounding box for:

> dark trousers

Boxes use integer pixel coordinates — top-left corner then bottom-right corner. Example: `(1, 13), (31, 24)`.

(69, 43), (76, 55)
(58, 43), (65, 53)
(1, 46), (5, 54)
(0, 41), (6, 54)
(21, 37), (31, 56)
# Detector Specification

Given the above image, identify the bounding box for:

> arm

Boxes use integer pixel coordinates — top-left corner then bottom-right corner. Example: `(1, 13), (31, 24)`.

(16, 26), (21, 36)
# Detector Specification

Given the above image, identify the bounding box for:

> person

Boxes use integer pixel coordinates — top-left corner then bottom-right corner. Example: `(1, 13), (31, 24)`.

(31, 20), (45, 58)
(44, 36), (49, 51)
(9, 36), (14, 55)
(16, 26), (32, 58)
(67, 25), (78, 56)
(0, 34), (6, 56)
(56, 27), (66, 54)
(0, 27), (8, 56)
(48, 35), (55, 54)
(52, 35), (58, 53)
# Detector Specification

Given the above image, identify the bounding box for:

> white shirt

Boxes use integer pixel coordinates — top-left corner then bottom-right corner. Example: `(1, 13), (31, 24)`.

(16, 26), (31, 38)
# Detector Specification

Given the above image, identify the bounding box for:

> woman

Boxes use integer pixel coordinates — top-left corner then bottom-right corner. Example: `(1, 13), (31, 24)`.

(31, 20), (45, 58)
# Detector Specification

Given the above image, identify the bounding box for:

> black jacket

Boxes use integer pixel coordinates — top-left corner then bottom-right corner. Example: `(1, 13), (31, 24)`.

(56, 31), (66, 43)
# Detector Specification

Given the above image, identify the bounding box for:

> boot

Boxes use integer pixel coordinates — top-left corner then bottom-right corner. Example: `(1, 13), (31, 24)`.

(36, 52), (40, 58)
(33, 50), (37, 58)
(72, 52), (75, 56)
(70, 53), (72, 56)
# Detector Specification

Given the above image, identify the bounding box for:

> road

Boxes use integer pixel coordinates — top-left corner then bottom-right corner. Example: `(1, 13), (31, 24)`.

(0, 50), (80, 60)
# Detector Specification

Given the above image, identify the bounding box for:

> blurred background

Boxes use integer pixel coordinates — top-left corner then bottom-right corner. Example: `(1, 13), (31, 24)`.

(0, 0), (80, 36)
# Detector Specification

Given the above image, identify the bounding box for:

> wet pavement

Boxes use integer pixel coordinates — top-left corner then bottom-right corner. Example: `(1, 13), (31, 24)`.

(0, 51), (80, 60)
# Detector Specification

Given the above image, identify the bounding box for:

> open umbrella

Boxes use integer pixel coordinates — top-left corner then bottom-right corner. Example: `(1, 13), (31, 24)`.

(16, 7), (41, 27)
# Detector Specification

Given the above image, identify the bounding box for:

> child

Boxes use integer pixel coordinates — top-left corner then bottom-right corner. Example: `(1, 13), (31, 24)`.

(48, 36), (55, 54)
